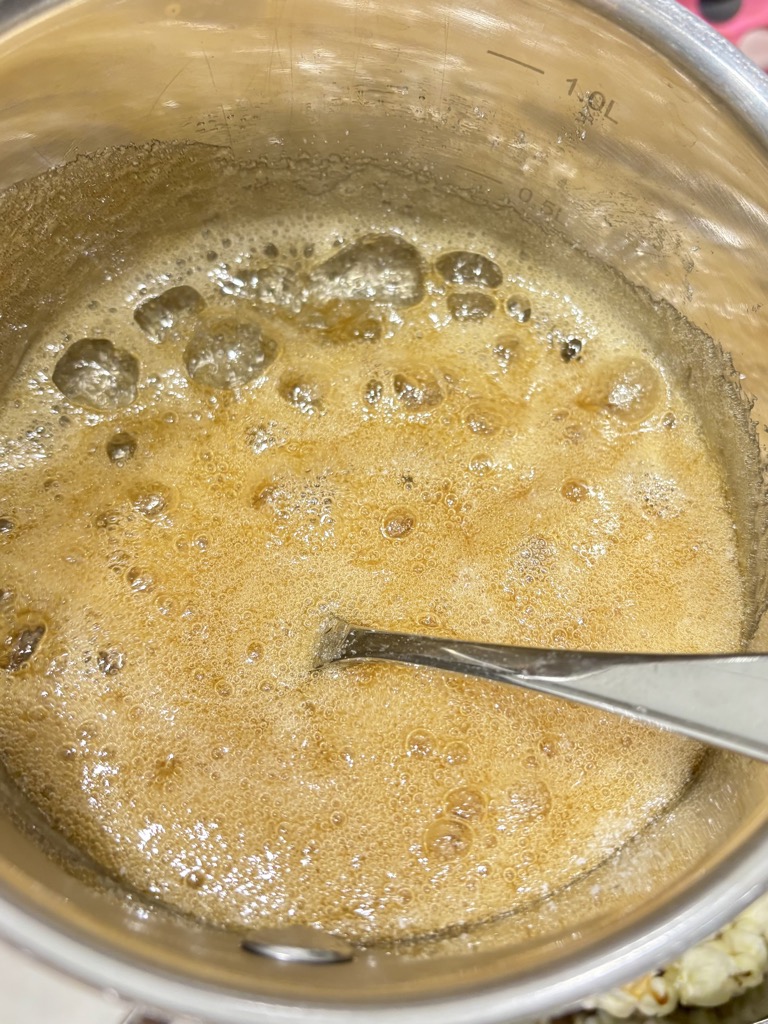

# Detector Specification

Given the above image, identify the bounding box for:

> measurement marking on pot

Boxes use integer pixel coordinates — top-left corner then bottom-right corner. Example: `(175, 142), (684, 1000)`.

(459, 164), (504, 185)
(487, 50), (545, 75)
(566, 78), (618, 123)
(517, 185), (563, 222)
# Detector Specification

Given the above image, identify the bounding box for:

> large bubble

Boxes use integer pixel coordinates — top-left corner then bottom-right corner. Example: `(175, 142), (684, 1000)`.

(52, 338), (139, 411)
(106, 431), (137, 465)
(436, 251), (503, 289)
(579, 357), (663, 428)
(134, 286), (206, 342)
(423, 818), (473, 860)
(218, 264), (305, 315)
(0, 619), (46, 671)
(444, 786), (488, 822)
(184, 313), (277, 389)
(310, 234), (424, 308)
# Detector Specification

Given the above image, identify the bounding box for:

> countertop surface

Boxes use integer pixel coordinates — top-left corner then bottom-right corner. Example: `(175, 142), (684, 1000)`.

(0, 940), (130, 1024)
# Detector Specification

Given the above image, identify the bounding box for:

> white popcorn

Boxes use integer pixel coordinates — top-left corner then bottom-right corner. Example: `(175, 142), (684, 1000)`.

(581, 890), (768, 1020)
(721, 923), (768, 985)
(589, 986), (640, 1018)
(736, 891), (768, 936)
(634, 973), (679, 1017)
(665, 941), (738, 1006)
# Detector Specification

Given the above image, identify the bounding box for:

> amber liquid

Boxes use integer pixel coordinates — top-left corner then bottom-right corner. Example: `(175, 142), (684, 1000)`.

(0, 182), (743, 941)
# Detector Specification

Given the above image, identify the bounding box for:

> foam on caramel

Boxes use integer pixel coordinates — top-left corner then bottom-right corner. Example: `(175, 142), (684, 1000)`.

(0, 203), (743, 942)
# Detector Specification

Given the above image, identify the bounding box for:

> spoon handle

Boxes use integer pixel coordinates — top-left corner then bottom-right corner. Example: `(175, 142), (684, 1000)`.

(327, 625), (768, 762)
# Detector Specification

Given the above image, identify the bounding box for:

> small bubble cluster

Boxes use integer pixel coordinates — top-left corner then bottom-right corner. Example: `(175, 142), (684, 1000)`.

(505, 296), (532, 324)
(0, 162), (747, 946)
(393, 370), (443, 409)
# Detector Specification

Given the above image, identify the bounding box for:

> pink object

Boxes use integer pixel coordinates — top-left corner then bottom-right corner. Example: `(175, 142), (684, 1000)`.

(677, 0), (768, 68)
(739, 26), (768, 65)
(678, 0), (768, 44)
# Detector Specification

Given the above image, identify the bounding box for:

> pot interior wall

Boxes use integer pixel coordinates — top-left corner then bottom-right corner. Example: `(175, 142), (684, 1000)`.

(0, 0), (767, 1019)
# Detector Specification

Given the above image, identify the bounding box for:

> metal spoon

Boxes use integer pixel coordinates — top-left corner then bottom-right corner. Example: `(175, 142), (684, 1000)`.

(316, 619), (768, 762)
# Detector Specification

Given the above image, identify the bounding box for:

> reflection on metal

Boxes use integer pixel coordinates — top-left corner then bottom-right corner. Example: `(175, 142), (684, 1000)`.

(120, 1011), (201, 1024)
(0, 2), (765, 1023)
(121, 1011), (174, 1024)
(241, 925), (355, 964)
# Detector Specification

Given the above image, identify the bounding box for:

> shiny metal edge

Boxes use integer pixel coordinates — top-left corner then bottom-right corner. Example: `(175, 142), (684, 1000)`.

(0, 0), (765, 1022)
(120, 1012), (176, 1024)
(591, 0), (768, 147)
(1, 835), (768, 1022)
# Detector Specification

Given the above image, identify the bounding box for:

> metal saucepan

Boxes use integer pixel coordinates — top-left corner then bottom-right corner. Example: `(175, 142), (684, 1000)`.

(0, 1), (767, 1022)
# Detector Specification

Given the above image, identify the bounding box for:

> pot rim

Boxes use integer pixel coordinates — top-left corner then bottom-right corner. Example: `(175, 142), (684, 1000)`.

(0, 0), (767, 1021)
(1, 825), (768, 1023)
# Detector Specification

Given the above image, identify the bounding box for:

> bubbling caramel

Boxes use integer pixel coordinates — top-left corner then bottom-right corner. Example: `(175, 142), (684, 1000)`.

(0, 203), (744, 942)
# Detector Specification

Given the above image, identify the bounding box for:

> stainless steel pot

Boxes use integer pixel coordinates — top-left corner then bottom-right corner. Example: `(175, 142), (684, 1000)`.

(1, 1), (768, 1022)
